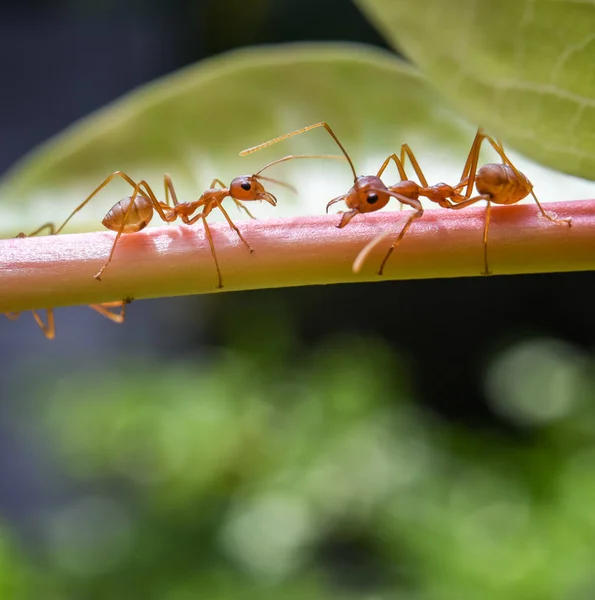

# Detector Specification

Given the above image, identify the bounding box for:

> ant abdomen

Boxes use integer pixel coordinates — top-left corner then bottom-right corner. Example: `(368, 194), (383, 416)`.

(102, 195), (154, 233)
(476, 164), (532, 205)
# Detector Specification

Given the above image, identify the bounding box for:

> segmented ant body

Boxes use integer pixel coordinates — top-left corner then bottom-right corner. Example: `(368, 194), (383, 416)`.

(246, 123), (570, 276)
(90, 171), (279, 287)
(25, 154), (337, 288)
(354, 128), (572, 275)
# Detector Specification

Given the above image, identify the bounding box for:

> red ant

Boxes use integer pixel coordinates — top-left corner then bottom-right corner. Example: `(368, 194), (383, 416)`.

(354, 128), (572, 275)
(26, 155), (338, 288)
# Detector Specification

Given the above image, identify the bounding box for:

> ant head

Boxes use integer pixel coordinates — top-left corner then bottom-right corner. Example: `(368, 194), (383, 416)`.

(344, 175), (390, 214)
(330, 176), (391, 228)
(229, 175), (277, 206)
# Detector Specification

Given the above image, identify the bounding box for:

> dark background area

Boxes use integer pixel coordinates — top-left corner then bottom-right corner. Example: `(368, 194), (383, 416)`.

(1, 0), (594, 598)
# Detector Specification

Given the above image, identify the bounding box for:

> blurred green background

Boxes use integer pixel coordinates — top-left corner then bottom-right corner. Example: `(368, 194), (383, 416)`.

(1, 1), (595, 599)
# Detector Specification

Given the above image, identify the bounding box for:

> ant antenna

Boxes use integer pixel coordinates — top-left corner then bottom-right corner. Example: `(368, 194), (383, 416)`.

(241, 122), (358, 182)
(254, 153), (347, 176)
(254, 154), (351, 194)
(255, 175), (298, 194)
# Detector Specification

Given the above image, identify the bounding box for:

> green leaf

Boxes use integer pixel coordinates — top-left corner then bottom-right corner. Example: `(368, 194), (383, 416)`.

(1, 42), (593, 238)
(356, 0), (595, 181)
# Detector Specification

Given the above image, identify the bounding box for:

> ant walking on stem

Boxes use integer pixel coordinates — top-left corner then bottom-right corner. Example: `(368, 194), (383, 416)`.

(354, 128), (572, 275)
(242, 123), (572, 276)
(24, 155), (340, 288)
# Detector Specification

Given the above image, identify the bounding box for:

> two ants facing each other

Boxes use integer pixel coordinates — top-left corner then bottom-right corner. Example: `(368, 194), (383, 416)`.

(21, 125), (571, 284)
(12, 125), (572, 339)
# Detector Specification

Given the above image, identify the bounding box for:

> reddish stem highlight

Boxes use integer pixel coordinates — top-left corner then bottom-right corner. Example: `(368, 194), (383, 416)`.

(1, 200), (593, 313)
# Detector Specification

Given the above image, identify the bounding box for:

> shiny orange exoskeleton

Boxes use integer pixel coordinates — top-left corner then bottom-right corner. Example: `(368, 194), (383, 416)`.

(27, 153), (338, 288)
(368, 129), (572, 275)
(243, 123), (571, 276)
(450, 129), (571, 274)
(44, 167), (282, 288)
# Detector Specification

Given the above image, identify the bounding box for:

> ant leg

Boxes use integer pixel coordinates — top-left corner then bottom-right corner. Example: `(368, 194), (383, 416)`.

(88, 299), (131, 324)
(482, 201), (493, 276)
(376, 153), (409, 181)
(17, 222), (56, 238)
(399, 144), (430, 187)
(94, 184), (143, 281)
(136, 179), (173, 221)
(5, 309), (54, 339)
(398, 144), (432, 212)
(94, 179), (173, 282)
(377, 212), (423, 276)
(440, 194), (489, 210)
(456, 129), (486, 200)
(183, 208), (224, 288)
(201, 216), (224, 289)
(214, 199), (254, 253)
(352, 189), (423, 275)
(529, 189), (572, 226)
(376, 155), (409, 215)
(480, 135), (572, 228)
(32, 309), (55, 340)
(54, 171), (147, 234)
(212, 175), (255, 220)
(232, 199), (256, 219)
(164, 174), (180, 208)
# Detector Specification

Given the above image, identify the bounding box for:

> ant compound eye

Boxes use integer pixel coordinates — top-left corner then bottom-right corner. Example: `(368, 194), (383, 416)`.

(241, 182), (251, 191)
(367, 193), (379, 204)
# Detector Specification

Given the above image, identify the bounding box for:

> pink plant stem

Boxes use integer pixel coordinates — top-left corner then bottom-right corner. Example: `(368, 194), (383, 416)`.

(0, 200), (593, 313)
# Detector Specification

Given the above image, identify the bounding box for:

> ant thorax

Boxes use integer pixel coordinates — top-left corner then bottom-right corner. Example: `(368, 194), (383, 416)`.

(390, 179), (422, 200)
(347, 175), (391, 214)
(170, 202), (195, 220)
